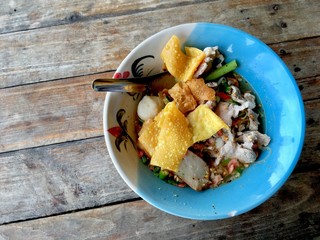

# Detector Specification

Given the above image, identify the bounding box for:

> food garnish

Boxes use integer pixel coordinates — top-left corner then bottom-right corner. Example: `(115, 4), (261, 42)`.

(136, 35), (270, 191)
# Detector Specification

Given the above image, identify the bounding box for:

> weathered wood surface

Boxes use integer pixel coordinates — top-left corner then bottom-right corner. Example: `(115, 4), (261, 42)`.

(0, 0), (319, 238)
(0, 171), (319, 239)
(0, 76), (318, 225)
(0, 137), (137, 225)
(0, 73), (320, 223)
(1, 0), (319, 88)
(0, 37), (319, 153)
(0, 0), (199, 34)
(0, 73), (111, 153)
(1, 0), (319, 37)
(270, 37), (320, 83)
(0, 96), (318, 225)
(1, 72), (319, 226)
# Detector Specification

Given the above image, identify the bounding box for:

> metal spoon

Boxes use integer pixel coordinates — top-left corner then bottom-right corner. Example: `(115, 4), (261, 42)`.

(92, 71), (176, 93)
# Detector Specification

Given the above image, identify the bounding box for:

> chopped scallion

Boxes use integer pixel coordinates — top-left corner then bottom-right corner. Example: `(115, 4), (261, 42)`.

(159, 170), (169, 180)
(221, 158), (231, 167)
(205, 60), (238, 82)
(141, 156), (148, 165)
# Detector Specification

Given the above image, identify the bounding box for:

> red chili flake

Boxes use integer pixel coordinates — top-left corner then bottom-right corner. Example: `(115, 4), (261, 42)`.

(217, 129), (223, 136)
(232, 118), (241, 127)
(134, 120), (142, 133)
(177, 183), (187, 188)
(137, 149), (145, 158)
(227, 77), (239, 87)
(252, 143), (259, 150)
(108, 126), (122, 137)
(216, 92), (231, 101)
(193, 143), (205, 151)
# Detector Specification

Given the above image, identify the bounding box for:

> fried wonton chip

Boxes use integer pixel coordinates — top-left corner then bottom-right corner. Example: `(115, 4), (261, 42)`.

(186, 78), (216, 103)
(138, 119), (159, 157)
(153, 102), (193, 172)
(185, 47), (203, 58)
(161, 35), (206, 82)
(168, 82), (197, 114)
(138, 102), (193, 172)
(187, 104), (230, 143)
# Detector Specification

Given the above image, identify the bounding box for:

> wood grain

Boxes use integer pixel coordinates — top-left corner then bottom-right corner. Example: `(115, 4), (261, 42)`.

(270, 37), (320, 82)
(0, 0), (200, 34)
(0, 0), (319, 237)
(0, 37), (318, 153)
(0, 171), (318, 239)
(299, 99), (320, 168)
(0, 137), (137, 225)
(298, 76), (320, 101)
(0, 73), (111, 153)
(1, 0), (319, 88)
(0, 98), (318, 224)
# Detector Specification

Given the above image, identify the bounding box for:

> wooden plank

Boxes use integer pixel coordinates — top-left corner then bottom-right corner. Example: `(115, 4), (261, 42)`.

(0, 77), (315, 153)
(1, 0), (319, 88)
(0, 0), (199, 34)
(0, 137), (137, 225)
(299, 99), (320, 168)
(0, 99), (318, 224)
(0, 38), (319, 153)
(1, 0), (319, 37)
(298, 76), (320, 101)
(1, 36), (318, 153)
(0, 72), (111, 153)
(0, 171), (318, 239)
(270, 37), (320, 82)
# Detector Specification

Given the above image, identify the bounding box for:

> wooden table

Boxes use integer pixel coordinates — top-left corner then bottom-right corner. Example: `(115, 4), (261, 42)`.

(0, 0), (319, 239)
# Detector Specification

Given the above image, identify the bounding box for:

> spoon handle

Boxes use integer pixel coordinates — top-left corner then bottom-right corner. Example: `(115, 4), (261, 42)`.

(92, 79), (147, 92)
(91, 72), (175, 93)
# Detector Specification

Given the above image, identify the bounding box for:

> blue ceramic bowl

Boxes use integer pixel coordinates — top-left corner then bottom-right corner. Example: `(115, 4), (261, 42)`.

(104, 23), (305, 220)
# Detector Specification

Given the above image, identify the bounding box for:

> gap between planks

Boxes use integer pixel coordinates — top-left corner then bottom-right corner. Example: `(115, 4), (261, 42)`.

(0, 135), (104, 157)
(0, 70), (116, 91)
(0, 171), (319, 239)
(0, 197), (142, 227)
(1, 0), (319, 88)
